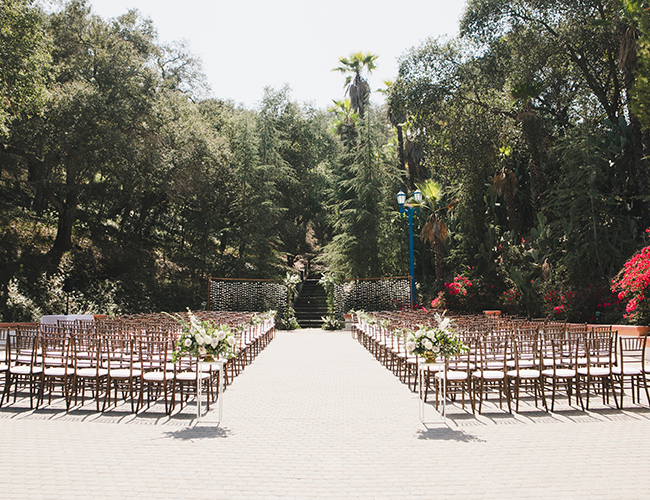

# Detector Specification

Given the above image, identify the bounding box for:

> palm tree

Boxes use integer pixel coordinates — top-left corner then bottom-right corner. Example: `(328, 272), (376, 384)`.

(417, 179), (453, 288)
(328, 99), (358, 148)
(493, 166), (519, 232)
(333, 52), (378, 119)
(379, 80), (407, 174)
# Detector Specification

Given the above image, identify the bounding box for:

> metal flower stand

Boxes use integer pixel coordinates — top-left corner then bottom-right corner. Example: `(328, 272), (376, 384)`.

(418, 360), (447, 426)
(196, 359), (225, 424)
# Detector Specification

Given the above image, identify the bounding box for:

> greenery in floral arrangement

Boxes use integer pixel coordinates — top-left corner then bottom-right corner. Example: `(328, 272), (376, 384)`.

(277, 306), (301, 330)
(319, 272), (339, 315)
(392, 327), (405, 339)
(249, 310), (276, 326)
(321, 314), (343, 330)
(404, 313), (469, 360)
(357, 310), (377, 326)
(319, 272), (343, 330)
(277, 273), (301, 330)
(169, 310), (239, 362)
(284, 273), (302, 301)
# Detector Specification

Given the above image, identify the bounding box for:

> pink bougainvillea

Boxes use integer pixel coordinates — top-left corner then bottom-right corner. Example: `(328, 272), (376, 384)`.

(611, 229), (650, 322)
(444, 275), (472, 296)
(502, 289), (521, 303)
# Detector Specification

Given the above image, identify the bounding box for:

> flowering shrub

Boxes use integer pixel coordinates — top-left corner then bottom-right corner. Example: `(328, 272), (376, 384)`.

(612, 231), (650, 324)
(170, 310), (239, 361)
(553, 304), (565, 316)
(437, 274), (475, 313)
(430, 292), (446, 310)
(498, 288), (521, 314)
(502, 289), (521, 303)
(404, 313), (469, 360)
(444, 275), (472, 296)
(540, 283), (622, 323)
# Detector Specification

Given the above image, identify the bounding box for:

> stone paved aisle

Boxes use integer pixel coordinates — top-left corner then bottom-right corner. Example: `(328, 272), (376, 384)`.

(1, 329), (650, 499)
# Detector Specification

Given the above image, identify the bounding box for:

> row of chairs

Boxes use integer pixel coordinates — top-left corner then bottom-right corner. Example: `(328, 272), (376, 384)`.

(0, 312), (276, 415)
(353, 312), (649, 414)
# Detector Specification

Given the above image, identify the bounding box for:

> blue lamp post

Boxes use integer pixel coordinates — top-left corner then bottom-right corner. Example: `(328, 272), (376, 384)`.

(397, 188), (422, 308)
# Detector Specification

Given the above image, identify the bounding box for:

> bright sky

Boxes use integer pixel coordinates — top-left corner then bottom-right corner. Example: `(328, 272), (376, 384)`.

(77, 0), (467, 109)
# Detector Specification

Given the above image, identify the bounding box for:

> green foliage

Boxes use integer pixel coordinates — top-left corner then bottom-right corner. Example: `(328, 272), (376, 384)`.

(3, 0), (650, 326)
(318, 272), (339, 315)
(276, 306), (301, 330)
(333, 51), (378, 119)
(382, 0), (650, 323)
(403, 313), (469, 359)
(168, 310), (238, 362)
(623, 1), (650, 129)
(0, 0), (51, 136)
(321, 314), (343, 330)
(0, 2), (340, 320)
(276, 272), (301, 330)
(320, 104), (395, 278)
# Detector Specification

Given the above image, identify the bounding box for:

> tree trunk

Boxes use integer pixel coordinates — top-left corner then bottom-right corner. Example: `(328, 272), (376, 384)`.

(629, 114), (650, 225)
(617, 18), (650, 225)
(434, 239), (444, 290)
(51, 189), (79, 252)
(397, 125), (405, 171)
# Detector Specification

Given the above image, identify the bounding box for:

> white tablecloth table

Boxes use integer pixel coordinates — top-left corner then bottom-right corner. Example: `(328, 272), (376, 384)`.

(40, 315), (95, 325)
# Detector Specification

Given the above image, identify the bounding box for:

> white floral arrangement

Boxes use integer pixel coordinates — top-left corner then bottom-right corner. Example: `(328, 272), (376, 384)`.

(171, 311), (239, 362)
(250, 310), (277, 326)
(405, 313), (468, 360)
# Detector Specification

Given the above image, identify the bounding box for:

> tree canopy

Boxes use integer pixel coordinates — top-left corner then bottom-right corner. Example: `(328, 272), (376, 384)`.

(2, 0), (650, 324)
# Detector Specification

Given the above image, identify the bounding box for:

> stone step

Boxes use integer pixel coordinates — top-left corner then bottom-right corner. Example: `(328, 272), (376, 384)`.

(294, 279), (328, 328)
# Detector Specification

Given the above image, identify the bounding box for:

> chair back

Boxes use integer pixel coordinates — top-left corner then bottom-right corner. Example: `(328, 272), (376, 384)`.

(617, 336), (646, 373)
(39, 332), (72, 369)
(475, 337), (509, 373)
(585, 333), (615, 370)
(546, 336), (580, 372)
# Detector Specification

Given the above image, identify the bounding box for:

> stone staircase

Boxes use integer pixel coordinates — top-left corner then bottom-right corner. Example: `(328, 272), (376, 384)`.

(293, 278), (328, 328)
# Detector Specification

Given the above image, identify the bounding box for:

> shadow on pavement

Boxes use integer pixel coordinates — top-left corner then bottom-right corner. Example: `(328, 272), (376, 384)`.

(416, 427), (485, 442)
(163, 425), (231, 440)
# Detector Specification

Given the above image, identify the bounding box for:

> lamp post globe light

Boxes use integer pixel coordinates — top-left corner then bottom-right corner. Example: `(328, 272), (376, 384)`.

(397, 189), (422, 308)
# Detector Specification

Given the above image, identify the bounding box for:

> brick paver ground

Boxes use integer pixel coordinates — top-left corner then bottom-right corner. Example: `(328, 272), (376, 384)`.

(1, 328), (650, 499)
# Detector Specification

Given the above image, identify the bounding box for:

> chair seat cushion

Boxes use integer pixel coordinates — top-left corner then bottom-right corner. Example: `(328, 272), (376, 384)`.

(143, 371), (174, 381)
(542, 368), (576, 378)
(110, 368), (141, 378)
(76, 367), (109, 377)
(612, 366), (641, 376)
(176, 372), (210, 382)
(507, 359), (536, 369)
(10, 365), (42, 375)
(577, 367), (610, 377)
(436, 370), (468, 381)
(472, 370), (505, 380)
(507, 369), (541, 379)
(44, 366), (75, 376)
(43, 357), (66, 366)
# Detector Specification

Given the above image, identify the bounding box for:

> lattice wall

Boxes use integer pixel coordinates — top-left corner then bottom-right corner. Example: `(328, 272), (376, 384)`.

(208, 279), (287, 314)
(333, 277), (411, 317)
